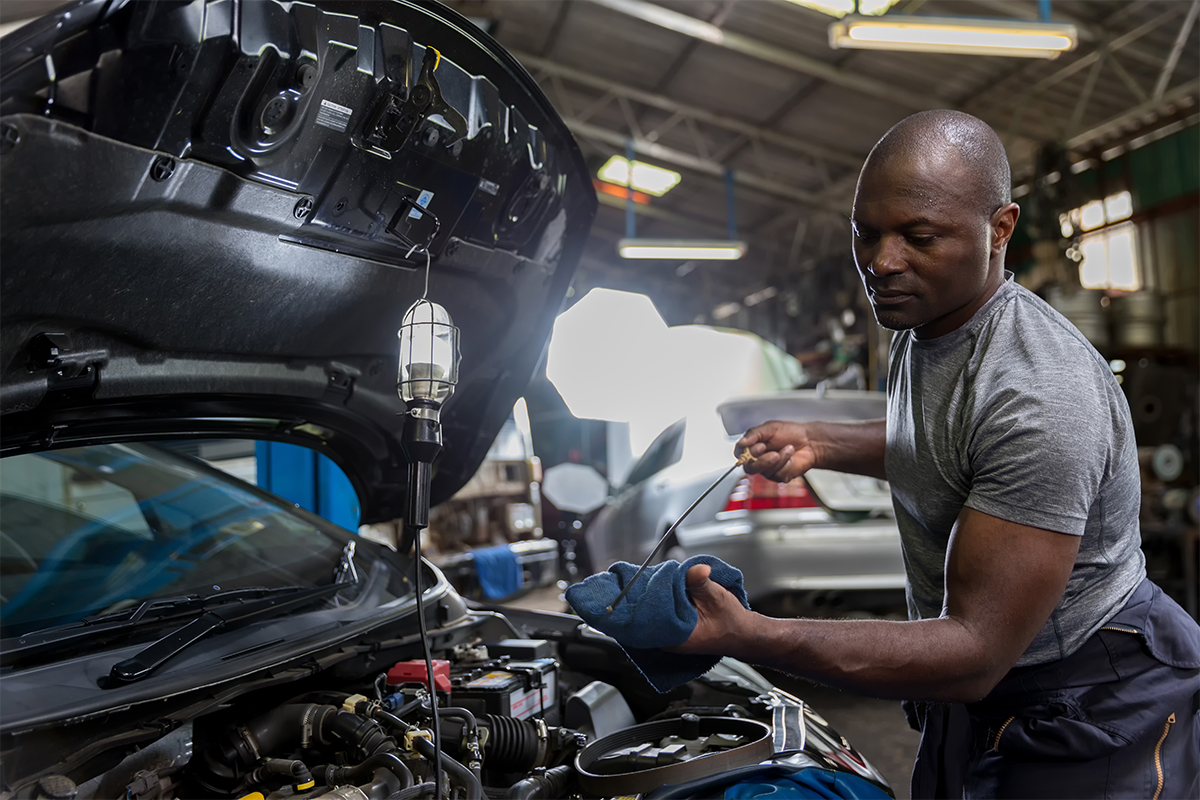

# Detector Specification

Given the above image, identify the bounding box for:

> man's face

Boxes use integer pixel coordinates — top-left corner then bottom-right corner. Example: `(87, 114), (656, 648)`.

(851, 149), (1001, 340)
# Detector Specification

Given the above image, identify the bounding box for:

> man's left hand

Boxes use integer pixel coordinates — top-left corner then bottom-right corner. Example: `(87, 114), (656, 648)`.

(667, 563), (756, 655)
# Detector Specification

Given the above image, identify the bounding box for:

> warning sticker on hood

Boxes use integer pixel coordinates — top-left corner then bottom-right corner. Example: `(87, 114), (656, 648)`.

(316, 99), (353, 133)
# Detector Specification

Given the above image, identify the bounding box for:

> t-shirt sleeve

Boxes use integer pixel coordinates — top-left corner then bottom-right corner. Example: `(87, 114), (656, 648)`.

(962, 335), (1116, 536)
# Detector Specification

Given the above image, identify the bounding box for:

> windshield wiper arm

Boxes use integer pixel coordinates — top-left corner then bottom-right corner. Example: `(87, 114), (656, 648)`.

(6, 585), (320, 660)
(101, 582), (353, 687)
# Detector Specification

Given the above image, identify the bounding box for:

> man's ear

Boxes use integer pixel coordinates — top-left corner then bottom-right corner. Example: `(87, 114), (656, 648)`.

(991, 203), (1020, 254)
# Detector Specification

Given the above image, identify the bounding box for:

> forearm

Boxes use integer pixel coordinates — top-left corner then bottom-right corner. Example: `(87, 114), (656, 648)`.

(736, 613), (1002, 703)
(809, 419), (887, 480)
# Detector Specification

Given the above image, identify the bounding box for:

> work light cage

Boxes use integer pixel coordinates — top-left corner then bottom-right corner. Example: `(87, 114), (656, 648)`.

(397, 298), (460, 405)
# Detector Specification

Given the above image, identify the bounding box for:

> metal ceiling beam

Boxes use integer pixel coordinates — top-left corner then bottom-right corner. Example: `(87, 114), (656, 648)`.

(1153, 0), (1200, 101)
(566, 117), (846, 213)
(581, 0), (944, 111)
(1107, 51), (1148, 104)
(515, 51), (865, 169)
(1065, 77), (1200, 152)
(1065, 51), (1106, 140)
(975, 6), (1183, 117)
(967, 0), (1166, 65)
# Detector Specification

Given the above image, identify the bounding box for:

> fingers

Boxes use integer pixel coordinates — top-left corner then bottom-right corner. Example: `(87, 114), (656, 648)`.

(685, 563), (712, 590)
(744, 446), (797, 481)
(736, 421), (795, 457)
(736, 429), (763, 449)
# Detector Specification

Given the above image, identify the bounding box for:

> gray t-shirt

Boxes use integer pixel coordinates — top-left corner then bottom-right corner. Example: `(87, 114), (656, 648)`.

(886, 275), (1145, 666)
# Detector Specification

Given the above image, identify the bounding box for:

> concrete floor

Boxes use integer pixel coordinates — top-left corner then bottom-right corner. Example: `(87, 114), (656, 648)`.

(500, 585), (920, 799)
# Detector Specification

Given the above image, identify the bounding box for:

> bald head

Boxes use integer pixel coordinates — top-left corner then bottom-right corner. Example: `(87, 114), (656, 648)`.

(861, 110), (1011, 219)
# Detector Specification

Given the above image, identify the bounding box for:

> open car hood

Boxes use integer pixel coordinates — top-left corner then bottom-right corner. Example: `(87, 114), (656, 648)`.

(0, 0), (596, 523)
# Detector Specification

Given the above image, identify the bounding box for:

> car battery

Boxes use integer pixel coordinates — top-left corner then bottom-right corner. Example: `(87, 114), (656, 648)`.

(451, 658), (558, 724)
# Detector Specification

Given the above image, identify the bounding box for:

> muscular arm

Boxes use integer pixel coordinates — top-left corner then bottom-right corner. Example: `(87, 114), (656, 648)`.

(739, 419), (887, 482)
(673, 506), (1080, 702)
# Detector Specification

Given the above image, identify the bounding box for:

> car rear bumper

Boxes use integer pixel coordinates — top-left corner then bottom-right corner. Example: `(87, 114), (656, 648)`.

(678, 514), (907, 601)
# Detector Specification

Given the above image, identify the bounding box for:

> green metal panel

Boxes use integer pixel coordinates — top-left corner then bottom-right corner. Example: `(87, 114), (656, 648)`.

(1130, 125), (1200, 210)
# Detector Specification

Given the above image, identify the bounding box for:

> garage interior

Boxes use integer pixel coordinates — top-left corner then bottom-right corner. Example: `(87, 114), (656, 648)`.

(1, 1), (1197, 797)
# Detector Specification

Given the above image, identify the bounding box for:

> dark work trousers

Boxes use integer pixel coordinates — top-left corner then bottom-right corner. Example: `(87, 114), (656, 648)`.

(907, 579), (1200, 799)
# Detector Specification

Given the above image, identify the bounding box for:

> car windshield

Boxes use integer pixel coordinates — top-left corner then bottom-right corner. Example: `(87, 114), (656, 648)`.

(0, 443), (349, 639)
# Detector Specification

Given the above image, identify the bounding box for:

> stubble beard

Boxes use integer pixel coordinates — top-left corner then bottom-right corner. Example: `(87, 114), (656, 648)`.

(870, 305), (917, 332)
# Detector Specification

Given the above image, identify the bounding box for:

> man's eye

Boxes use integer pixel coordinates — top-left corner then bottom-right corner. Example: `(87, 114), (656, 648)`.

(853, 229), (878, 243)
(907, 234), (936, 246)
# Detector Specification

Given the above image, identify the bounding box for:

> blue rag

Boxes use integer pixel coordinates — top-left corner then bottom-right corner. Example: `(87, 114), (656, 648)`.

(472, 544), (524, 600)
(564, 555), (749, 692)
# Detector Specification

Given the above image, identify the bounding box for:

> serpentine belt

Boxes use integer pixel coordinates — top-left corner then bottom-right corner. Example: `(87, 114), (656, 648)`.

(575, 716), (773, 796)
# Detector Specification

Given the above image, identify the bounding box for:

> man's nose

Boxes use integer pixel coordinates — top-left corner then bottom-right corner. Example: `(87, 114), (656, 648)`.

(868, 235), (906, 276)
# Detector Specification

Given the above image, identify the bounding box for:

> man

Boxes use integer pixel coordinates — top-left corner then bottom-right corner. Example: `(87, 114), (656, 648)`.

(672, 110), (1199, 797)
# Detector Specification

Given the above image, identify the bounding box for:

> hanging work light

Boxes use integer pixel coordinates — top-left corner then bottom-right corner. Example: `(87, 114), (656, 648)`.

(396, 296), (460, 800)
(397, 298), (460, 535)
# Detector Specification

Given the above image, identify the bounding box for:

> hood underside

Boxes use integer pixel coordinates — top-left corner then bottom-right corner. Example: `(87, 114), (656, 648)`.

(0, 0), (596, 522)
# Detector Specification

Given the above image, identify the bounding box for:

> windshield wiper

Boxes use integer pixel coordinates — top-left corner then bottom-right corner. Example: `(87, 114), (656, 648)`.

(100, 581), (354, 687)
(2, 584), (355, 672)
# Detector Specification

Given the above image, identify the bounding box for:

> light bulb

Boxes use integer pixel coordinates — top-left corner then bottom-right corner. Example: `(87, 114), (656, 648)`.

(398, 300), (459, 404)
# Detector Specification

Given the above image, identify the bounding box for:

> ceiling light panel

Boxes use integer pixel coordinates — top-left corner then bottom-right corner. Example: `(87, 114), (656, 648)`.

(618, 239), (747, 260)
(785, 0), (900, 18)
(830, 14), (1078, 58)
(598, 156), (682, 197)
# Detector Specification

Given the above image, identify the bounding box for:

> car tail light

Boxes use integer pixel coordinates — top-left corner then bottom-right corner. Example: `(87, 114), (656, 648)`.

(723, 473), (820, 512)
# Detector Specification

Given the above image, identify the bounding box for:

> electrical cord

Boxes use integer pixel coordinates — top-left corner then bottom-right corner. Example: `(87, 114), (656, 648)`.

(409, 524), (445, 800)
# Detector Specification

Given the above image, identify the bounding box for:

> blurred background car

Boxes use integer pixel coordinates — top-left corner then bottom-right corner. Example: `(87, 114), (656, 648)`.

(583, 390), (906, 617)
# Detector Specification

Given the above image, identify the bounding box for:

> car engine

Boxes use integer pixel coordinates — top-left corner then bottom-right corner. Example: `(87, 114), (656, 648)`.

(5, 603), (886, 800)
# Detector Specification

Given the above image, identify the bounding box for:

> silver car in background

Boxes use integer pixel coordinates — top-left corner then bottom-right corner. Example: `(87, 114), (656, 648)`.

(584, 390), (906, 616)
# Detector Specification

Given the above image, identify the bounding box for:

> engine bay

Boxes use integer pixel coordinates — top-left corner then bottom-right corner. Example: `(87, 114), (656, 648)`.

(2, 605), (888, 800)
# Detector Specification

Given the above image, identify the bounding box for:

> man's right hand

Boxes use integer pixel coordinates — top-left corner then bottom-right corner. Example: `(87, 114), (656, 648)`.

(737, 421), (819, 483)
(738, 418), (889, 482)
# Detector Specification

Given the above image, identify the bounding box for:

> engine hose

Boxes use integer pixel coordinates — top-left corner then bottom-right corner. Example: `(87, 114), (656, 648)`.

(247, 758), (313, 789)
(386, 781), (436, 800)
(504, 765), (573, 800)
(427, 704), (478, 736)
(479, 716), (540, 773)
(193, 704), (337, 794)
(342, 753), (413, 791)
(249, 704), (338, 755)
(325, 710), (398, 759)
(433, 707), (482, 780)
(372, 708), (418, 736)
(412, 732), (483, 800)
(384, 695), (426, 718)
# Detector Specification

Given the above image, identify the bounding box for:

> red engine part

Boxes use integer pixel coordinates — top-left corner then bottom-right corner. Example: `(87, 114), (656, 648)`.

(387, 659), (452, 693)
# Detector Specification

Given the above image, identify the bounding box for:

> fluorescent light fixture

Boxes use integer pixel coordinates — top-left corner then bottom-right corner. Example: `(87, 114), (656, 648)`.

(618, 239), (747, 260)
(598, 156), (682, 197)
(830, 14), (1078, 58)
(743, 286), (778, 307)
(711, 302), (742, 321)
